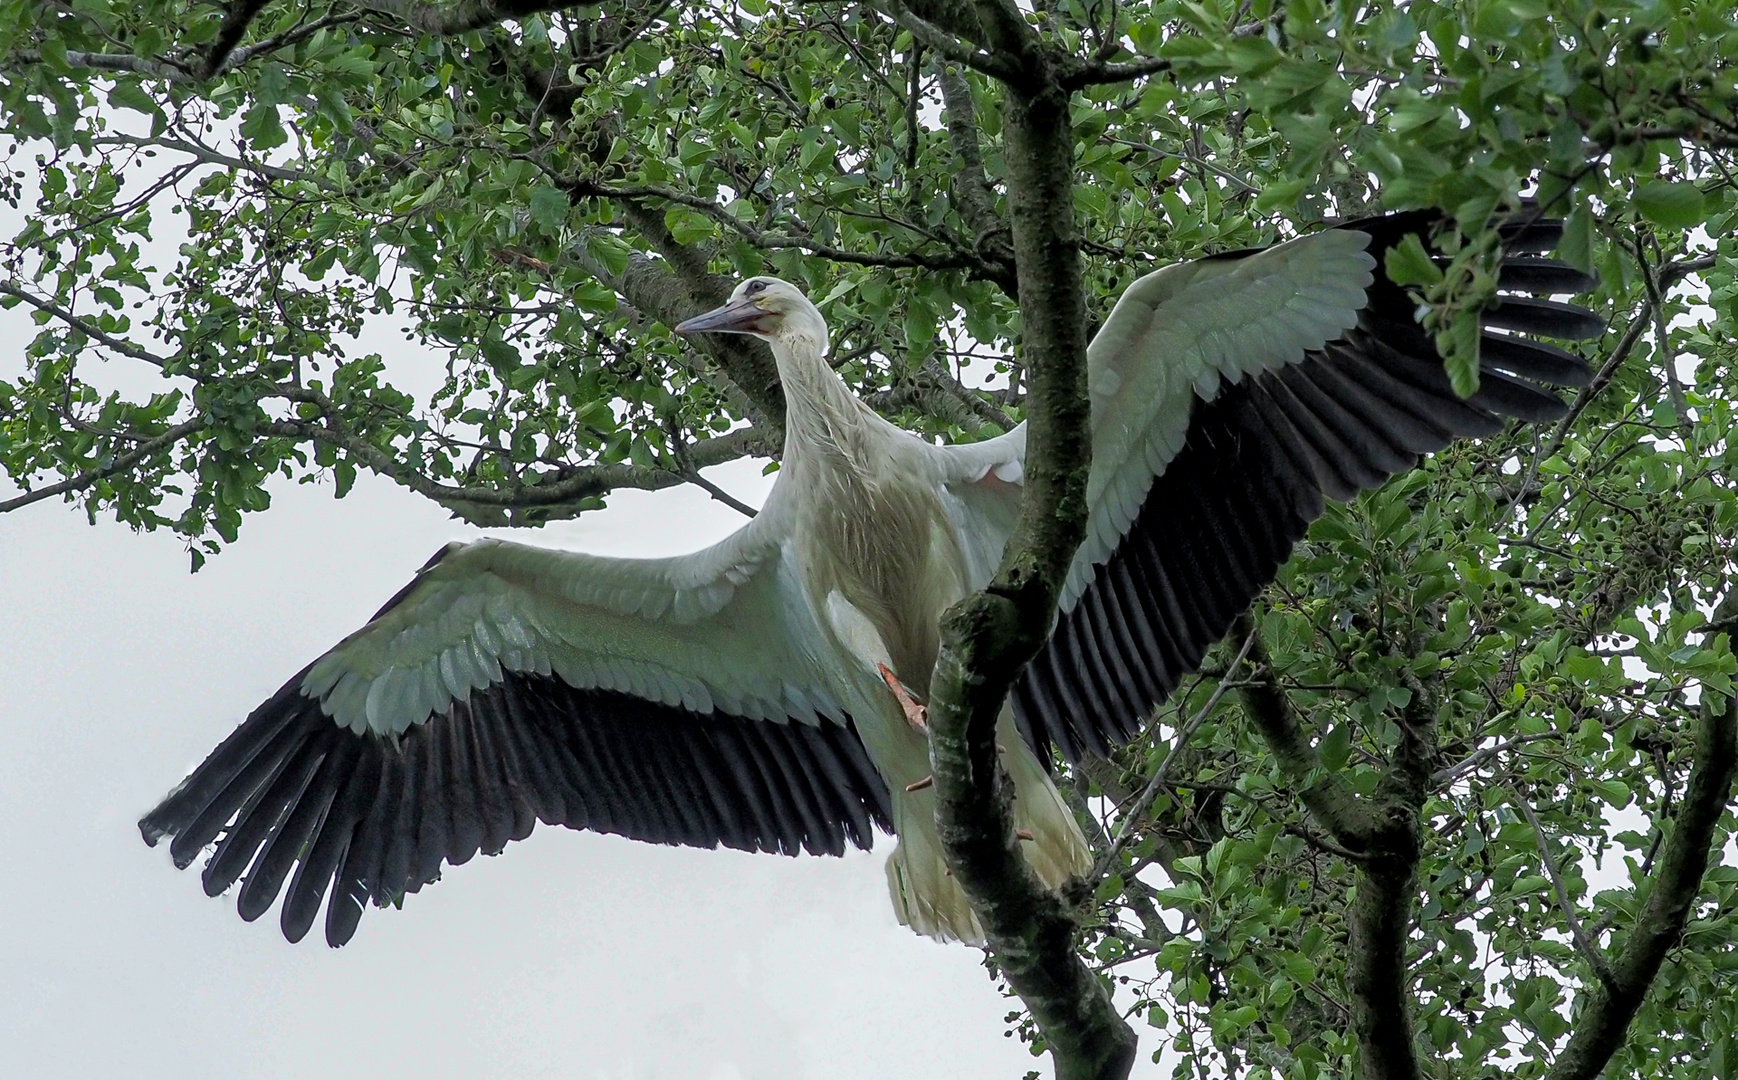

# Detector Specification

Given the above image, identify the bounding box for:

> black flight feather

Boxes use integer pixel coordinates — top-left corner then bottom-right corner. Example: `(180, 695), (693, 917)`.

(1014, 208), (1599, 764)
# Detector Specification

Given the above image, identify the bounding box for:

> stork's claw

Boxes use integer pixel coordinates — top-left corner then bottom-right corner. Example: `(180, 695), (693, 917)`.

(878, 663), (928, 732)
(905, 775), (934, 792)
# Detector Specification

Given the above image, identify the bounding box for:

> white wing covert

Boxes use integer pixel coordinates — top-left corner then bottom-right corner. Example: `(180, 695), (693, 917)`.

(139, 501), (892, 948)
(934, 230), (1374, 604)
(1070, 228), (1377, 609)
(946, 212), (1601, 763)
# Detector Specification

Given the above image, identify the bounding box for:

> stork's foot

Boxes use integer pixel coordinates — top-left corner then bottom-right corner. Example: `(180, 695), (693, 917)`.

(878, 663), (928, 732)
(905, 775), (933, 792)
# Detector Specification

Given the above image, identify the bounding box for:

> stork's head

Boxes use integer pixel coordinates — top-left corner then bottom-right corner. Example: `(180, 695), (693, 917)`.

(673, 277), (827, 348)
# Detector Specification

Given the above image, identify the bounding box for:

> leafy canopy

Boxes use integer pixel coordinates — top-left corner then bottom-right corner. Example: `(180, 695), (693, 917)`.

(5, 0), (1738, 1076)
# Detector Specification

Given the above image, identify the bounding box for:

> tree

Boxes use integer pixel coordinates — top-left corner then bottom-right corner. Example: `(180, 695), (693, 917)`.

(4, 1), (1737, 1078)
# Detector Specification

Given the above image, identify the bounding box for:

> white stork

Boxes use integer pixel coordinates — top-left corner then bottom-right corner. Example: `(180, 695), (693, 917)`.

(139, 210), (1600, 946)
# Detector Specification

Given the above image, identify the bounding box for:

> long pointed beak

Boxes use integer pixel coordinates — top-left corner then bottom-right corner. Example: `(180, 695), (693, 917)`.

(674, 297), (773, 335)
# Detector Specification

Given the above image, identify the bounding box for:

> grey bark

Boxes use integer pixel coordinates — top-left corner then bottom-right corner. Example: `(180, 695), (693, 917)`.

(918, 9), (1138, 1076)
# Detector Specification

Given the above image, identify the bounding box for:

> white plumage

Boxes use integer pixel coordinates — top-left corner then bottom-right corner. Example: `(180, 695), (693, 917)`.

(139, 211), (1599, 946)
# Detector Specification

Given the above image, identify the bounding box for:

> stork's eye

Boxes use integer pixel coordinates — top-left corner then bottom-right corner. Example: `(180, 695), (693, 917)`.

(745, 280), (768, 296)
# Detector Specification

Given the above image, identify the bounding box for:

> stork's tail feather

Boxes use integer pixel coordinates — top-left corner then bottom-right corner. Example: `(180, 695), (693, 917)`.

(886, 807), (984, 943)
(885, 739), (1091, 945)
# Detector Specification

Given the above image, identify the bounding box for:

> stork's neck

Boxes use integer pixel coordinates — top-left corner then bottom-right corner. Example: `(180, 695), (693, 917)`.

(768, 328), (884, 472)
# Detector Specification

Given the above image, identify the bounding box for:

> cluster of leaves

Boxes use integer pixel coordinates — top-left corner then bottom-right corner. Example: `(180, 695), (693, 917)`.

(1069, 11), (1738, 1073)
(5, 0), (1738, 1075)
(1085, 388), (1738, 1076)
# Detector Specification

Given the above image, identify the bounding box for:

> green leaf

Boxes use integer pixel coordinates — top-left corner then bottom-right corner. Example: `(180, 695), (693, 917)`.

(1317, 724), (1352, 771)
(586, 233), (632, 278)
(1254, 177), (1310, 213)
(530, 186), (570, 230)
(1439, 310), (1482, 398)
(1634, 181), (1706, 229)
(1385, 233), (1445, 287)
(106, 81), (158, 117)
(1096, 873), (1126, 902)
(239, 104), (287, 151)
(481, 337), (521, 368)
(1559, 203), (1596, 275)
(334, 459), (357, 498)
(1510, 874), (1550, 895)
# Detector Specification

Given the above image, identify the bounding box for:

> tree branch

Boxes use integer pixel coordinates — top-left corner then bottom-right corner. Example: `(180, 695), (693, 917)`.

(0, 417), (207, 514)
(90, 133), (314, 185)
(1509, 303), (1650, 536)
(863, 369), (1017, 432)
(926, 52), (1137, 1079)
(563, 176), (1002, 283)
(866, 0), (1018, 82)
(1431, 730), (1566, 786)
(356, 0), (579, 36)
(1346, 661), (1437, 1080)
(0, 282), (172, 367)
(1232, 612), (1376, 849)
(201, 0), (273, 79)
(1094, 629), (1256, 878)
(937, 61), (1018, 294)
(218, 12), (365, 76)
(1544, 593), (1738, 1080)
(676, 467), (758, 518)
(265, 394), (767, 524)
(1235, 611), (1436, 1080)
(1530, 245), (1714, 474)
(560, 225), (786, 436)
(1509, 784), (1621, 990)
(63, 50), (193, 84)
(1060, 55), (1172, 90)
(619, 213), (787, 433)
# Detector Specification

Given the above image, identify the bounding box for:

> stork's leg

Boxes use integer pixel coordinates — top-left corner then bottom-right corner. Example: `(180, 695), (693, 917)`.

(877, 663), (929, 732)
(826, 590), (932, 733)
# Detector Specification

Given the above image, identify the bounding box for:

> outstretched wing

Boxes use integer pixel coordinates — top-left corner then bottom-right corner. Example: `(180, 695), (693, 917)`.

(139, 496), (891, 947)
(938, 211), (1601, 761)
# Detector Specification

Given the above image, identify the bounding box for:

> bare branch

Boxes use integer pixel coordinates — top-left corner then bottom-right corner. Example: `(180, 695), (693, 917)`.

(677, 467), (758, 519)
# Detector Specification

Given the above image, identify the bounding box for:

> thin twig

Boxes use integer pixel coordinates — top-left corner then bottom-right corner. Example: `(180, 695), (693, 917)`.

(0, 417), (207, 514)
(1432, 730), (1567, 786)
(1095, 629), (1257, 878)
(1509, 784), (1621, 991)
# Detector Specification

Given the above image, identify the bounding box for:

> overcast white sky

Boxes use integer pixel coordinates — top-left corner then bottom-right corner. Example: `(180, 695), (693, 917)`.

(1, 456), (1070, 1078)
(0, 130), (1071, 1069)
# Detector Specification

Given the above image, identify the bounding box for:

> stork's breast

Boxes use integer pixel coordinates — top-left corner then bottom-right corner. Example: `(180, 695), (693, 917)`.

(804, 476), (966, 689)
